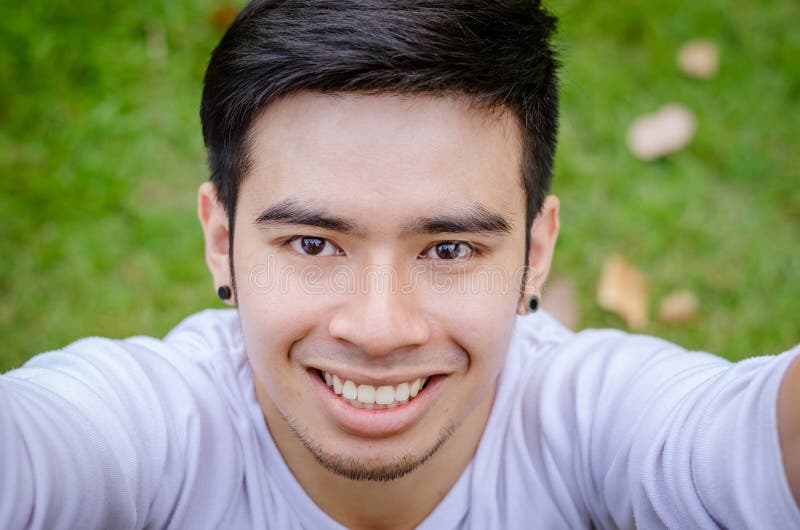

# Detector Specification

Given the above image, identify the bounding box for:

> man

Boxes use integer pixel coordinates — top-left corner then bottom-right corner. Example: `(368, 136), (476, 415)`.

(1, 1), (798, 528)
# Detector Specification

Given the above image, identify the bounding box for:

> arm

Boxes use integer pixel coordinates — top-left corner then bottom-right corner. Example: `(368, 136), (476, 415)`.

(0, 335), (247, 529)
(541, 331), (800, 528)
(0, 344), (149, 529)
(778, 356), (800, 507)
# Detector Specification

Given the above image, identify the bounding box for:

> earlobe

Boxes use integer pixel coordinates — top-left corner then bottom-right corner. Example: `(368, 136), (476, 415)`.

(518, 195), (560, 313)
(198, 181), (233, 301)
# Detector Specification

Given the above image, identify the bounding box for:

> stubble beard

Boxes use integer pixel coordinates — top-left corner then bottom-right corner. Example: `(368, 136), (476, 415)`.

(284, 415), (458, 482)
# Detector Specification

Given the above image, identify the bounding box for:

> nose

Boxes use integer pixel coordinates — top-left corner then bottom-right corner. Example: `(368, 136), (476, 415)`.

(328, 279), (431, 356)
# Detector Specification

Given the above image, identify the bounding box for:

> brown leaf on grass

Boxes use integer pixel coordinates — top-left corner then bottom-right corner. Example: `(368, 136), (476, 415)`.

(542, 276), (580, 330)
(210, 5), (239, 31)
(597, 254), (648, 330)
(677, 40), (720, 80)
(145, 25), (167, 65)
(627, 104), (697, 161)
(658, 290), (698, 324)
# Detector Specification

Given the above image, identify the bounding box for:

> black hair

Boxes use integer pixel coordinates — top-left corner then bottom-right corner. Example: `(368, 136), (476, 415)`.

(201, 0), (559, 264)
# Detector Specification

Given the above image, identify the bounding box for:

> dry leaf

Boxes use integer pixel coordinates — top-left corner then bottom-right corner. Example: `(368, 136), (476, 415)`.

(542, 276), (580, 330)
(145, 25), (168, 65)
(210, 5), (239, 31)
(677, 40), (720, 80)
(627, 104), (697, 161)
(597, 255), (648, 329)
(658, 290), (698, 324)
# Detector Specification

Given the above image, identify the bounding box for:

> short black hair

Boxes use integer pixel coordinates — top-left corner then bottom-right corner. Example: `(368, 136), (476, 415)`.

(201, 0), (559, 252)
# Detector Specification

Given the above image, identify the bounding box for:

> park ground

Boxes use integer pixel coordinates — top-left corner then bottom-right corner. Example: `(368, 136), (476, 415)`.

(0, 0), (798, 371)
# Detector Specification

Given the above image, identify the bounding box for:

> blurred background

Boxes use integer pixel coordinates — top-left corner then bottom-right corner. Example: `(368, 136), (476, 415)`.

(1, 0), (798, 372)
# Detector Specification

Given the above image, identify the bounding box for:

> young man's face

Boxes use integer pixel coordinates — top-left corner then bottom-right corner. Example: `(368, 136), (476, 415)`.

(200, 92), (559, 481)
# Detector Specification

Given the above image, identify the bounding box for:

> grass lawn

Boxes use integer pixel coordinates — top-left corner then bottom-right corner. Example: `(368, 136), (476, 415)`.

(1, 0), (798, 372)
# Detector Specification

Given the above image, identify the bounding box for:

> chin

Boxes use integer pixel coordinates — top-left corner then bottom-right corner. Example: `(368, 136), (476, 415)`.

(290, 419), (458, 482)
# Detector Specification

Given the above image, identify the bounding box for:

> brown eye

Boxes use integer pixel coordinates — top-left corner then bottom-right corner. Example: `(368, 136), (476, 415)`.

(421, 242), (474, 260)
(289, 236), (342, 257)
(301, 237), (324, 255)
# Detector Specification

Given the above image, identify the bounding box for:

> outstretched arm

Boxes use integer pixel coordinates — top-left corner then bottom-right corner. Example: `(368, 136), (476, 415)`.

(0, 336), (242, 529)
(545, 331), (800, 528)
(779, 357), (800, 508)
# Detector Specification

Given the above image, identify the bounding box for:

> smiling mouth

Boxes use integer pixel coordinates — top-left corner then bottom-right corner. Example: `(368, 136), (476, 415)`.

(315, 369), (432, 410)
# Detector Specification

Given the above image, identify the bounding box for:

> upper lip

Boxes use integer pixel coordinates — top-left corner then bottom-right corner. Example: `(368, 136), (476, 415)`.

(308, 366), (444, 386)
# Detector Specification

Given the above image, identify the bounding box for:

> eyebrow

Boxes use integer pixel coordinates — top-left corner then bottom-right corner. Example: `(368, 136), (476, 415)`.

(402, 203), (512, 236)
(254, 198), (359, 234)
(253, 197), (512, 236)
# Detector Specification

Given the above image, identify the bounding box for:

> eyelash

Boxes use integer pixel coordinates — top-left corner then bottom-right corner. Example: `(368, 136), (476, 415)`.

(283, 236), (482, 261)
(285, 236), (344, 257)
(419, 241), (481, 261)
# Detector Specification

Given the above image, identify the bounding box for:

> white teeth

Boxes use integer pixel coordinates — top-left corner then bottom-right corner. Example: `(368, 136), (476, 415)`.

(395, 382), (409, 401)
(320, 371), (433, 409)
(409, 378), (421, 397)
(342, 380), (357, 400)
(357, 385), (376, 404)
(375, 386), (394, 405)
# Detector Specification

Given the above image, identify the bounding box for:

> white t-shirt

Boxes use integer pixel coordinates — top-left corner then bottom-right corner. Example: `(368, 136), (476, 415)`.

(1, 308), (799, 529)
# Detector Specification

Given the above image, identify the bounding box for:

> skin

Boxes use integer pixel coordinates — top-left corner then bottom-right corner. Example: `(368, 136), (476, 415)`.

(198, 91), (560, 529)
(779, 359), (800, 508)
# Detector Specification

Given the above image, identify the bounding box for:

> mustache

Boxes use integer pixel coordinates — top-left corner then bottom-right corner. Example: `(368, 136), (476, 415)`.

(289, 339), (469, 373)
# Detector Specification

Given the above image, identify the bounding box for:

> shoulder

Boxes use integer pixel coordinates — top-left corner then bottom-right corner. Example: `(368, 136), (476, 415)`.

(508, 311), (729, 389)
(498, 312), (735, 460)
(5, 308), (248, 435)
(3, 309), (251, 459)
(1, 309), (252, 528)
(10, 308), (246, 400)
(488, 313), (800, 528)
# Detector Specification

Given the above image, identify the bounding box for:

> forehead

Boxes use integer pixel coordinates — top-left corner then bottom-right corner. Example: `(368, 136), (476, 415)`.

(241, 91), (526, 230)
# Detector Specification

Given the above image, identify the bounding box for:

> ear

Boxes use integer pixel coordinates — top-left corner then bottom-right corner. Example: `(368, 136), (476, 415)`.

(198, 181), (235, 305)
(517, 195), (560, 315)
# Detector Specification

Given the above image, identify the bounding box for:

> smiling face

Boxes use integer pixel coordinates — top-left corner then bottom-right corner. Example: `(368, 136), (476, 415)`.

(199, 92), (559, 484)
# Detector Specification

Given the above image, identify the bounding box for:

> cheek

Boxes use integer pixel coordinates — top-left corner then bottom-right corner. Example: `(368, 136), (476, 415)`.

(423, 280), (519, 372)
(460, 302), (517, 379)
(236, 242), (329, 333)
(423, 291), (516, 426)
(235, 258), (330, 396)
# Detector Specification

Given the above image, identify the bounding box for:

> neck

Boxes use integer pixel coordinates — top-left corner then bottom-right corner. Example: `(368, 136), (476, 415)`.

(258, 383), (496, 530)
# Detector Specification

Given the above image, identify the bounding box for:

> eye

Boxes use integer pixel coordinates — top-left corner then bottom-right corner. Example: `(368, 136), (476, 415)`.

(288, 236), (343, 257)
(420, 241), (475, 261)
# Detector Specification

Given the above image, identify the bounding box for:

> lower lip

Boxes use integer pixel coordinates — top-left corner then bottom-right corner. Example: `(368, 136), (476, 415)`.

(307, 369), (446, 438)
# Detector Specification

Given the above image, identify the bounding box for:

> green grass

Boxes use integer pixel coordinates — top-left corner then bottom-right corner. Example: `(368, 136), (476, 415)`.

(550, 0), (800, 360)
(0, 1), (798, 372)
